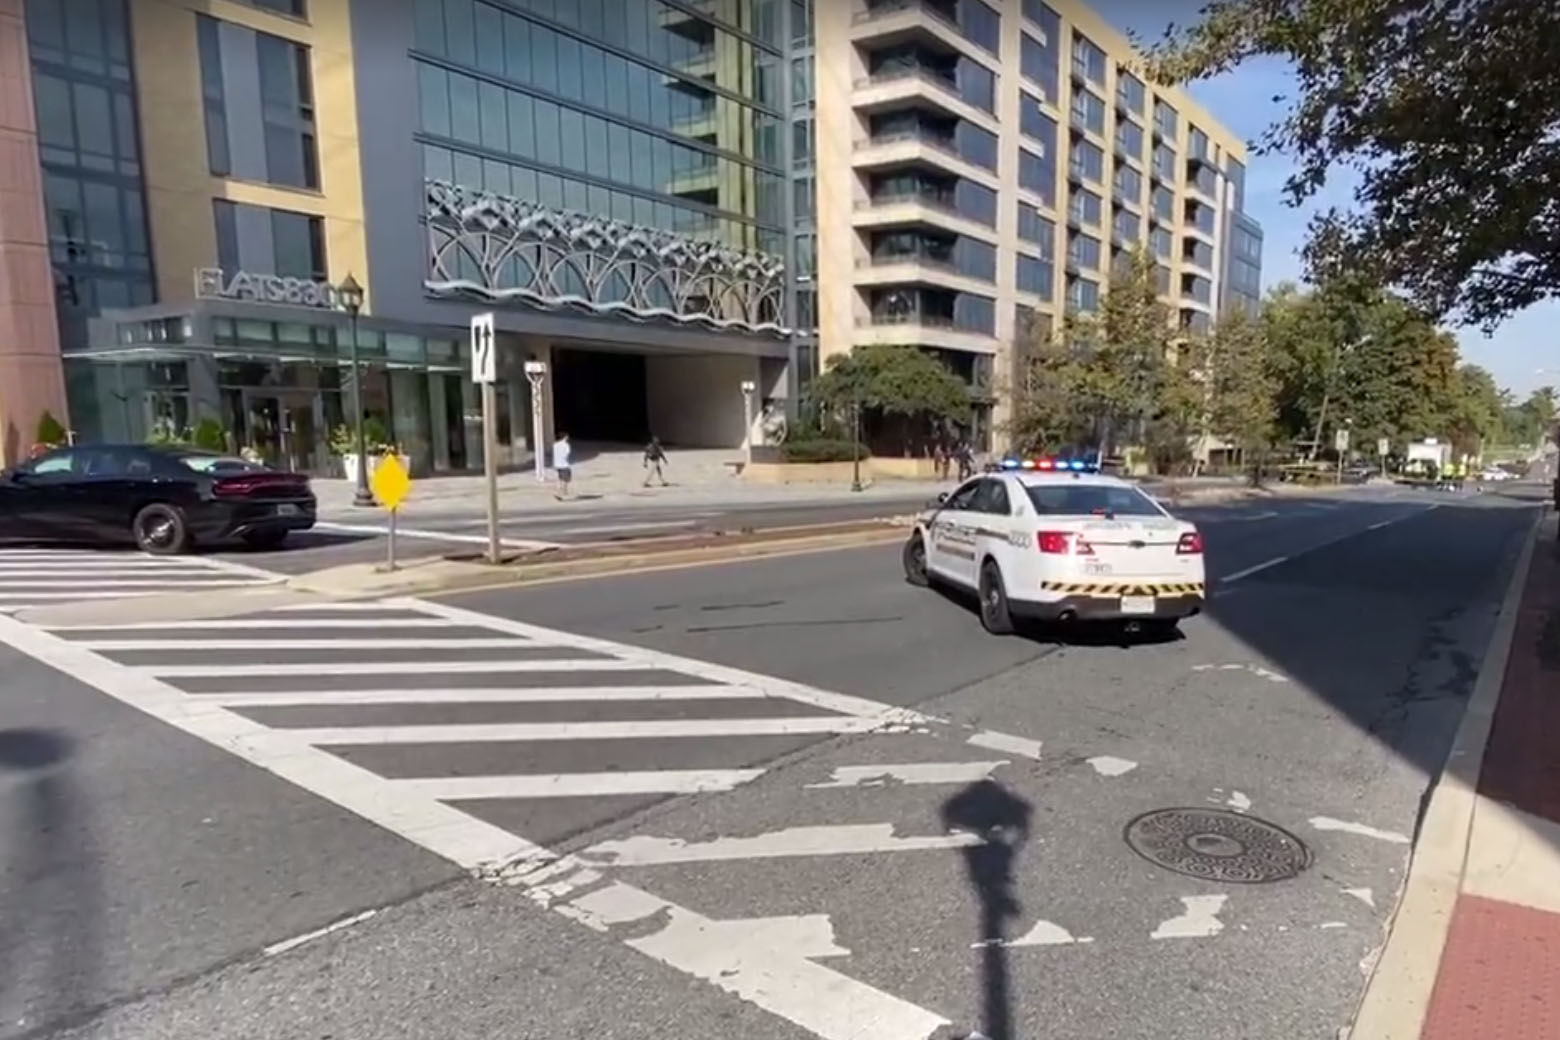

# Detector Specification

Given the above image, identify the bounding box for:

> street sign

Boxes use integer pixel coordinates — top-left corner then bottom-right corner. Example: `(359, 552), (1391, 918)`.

(1377, 437), (1390, 456)
(470, 312), (496, 384)
(370, 452), (410, 510)
(1334, 428), (1350, 453)
(370, 452), (411, 573)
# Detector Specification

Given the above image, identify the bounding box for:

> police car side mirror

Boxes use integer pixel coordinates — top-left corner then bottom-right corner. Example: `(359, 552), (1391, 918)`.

(933, 491), (949, 505)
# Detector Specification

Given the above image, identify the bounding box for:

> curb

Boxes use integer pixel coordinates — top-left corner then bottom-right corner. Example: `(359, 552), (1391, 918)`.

(286, 524), (911, 600)
(1345, 508), (1546, 1039)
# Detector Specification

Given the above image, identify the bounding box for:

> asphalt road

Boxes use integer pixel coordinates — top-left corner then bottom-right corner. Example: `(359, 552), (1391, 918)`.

(0, 485), (1542, 1039)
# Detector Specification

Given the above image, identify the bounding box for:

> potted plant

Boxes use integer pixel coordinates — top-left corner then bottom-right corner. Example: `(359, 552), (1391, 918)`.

(331, 417), (405, 482)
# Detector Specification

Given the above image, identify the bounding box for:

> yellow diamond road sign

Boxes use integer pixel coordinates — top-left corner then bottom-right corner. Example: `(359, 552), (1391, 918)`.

(370, 453), (411, 510)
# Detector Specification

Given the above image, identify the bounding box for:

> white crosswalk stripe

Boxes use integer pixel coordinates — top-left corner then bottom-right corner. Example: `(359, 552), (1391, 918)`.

(0, 547), (278, 613)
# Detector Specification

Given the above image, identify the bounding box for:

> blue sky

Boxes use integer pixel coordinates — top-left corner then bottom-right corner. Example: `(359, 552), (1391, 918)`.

(1089, 0), (1557, 398)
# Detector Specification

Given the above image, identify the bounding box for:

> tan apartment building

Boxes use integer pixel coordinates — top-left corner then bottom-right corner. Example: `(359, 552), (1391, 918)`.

(813, 0), (1264, 445)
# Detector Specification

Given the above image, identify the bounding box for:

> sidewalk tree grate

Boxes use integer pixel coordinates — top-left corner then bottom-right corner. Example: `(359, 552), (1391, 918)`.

(1123, 808), (1312, 883)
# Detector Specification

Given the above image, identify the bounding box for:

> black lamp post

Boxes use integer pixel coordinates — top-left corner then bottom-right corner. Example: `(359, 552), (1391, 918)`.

(336, 273), (373, 507)
(850, 391), (864, 493)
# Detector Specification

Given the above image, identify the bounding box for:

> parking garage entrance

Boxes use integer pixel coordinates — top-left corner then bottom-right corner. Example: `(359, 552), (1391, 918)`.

(551, 347), (650, 444)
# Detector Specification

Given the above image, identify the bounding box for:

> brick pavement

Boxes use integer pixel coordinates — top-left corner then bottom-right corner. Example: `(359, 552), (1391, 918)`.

(1419, 518), (1560, 1040)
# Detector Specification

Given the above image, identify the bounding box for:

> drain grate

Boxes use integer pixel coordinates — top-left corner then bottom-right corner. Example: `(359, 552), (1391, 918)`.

(1124, 807), (1312, 883)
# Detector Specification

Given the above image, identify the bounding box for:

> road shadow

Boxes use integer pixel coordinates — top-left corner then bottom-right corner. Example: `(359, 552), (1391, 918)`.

(942, 779), (1033, 1040)
(0, 728), (101, 1038)
(929, 585), (1184, 648)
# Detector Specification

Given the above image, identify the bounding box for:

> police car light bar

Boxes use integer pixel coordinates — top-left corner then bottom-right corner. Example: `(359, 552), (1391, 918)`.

(997, 457), (1098, 473)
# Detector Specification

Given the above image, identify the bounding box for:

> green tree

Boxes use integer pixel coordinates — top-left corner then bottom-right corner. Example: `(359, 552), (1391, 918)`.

(1150, 1), (1560, 329)
(1184, 308), (1280, 469)
(1005, 312), (1093, 453)
(811, 343), (970, 454)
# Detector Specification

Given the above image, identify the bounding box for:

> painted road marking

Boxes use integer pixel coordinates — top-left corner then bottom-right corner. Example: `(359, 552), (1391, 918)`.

(1222, 556), (1288, 583)
(1218, 506), (1436, 584)
(1151, 895), (1228, 939)
(139, 658), (648, 677)
(0, 549), (277, 618)
(313, 520), (561, 550)
(201, 685), (771, 706)
(1308, 816), (1412, 844)
(575, 824), (982, 866)
(967, 730), (1043, 759)
(392, 769), (767, 799)
(81, 637), (544, 651)
(806, 761), (1006, 788)
(284, 716), (906, 745)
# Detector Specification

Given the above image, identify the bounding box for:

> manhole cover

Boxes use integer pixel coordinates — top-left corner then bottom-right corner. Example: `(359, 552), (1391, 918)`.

(1123, 808), (1311, 883)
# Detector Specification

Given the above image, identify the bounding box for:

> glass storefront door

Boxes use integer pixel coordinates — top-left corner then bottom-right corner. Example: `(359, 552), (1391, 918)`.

(238, 390), (322, 473)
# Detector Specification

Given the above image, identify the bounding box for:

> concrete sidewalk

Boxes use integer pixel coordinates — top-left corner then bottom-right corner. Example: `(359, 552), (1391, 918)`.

(1350, 510), (1560, 1039)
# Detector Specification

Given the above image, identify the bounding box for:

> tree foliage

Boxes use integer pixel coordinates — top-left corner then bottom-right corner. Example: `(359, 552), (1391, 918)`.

(1149, 0), (1560, 329)
(810, 343), (970, 453)
(1182, 308), (1280, 463)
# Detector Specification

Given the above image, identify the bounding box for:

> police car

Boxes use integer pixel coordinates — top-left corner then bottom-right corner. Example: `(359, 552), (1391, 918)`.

(901, 458), (1206, 635)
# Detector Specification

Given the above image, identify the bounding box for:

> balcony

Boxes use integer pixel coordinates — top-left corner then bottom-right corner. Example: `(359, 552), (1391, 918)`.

(852, 192), (998, 242)
(671, 104), (719, 139)
(665, 157), (720, 196)
(854, 253), (991, 295)
(852, 61), (968, 120)
(854, 314), (998, 354)
(850, 0), (967, 53)
(852, 133), (992, 185)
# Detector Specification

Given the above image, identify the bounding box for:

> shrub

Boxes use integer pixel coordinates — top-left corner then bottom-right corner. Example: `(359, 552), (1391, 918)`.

(36, 410), (67, 446)
(780, 439), (868, 463)
(191, 416), (228, 452)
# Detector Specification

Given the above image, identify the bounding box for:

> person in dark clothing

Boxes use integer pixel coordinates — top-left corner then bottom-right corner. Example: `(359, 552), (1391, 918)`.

(643, 436), (668, 487)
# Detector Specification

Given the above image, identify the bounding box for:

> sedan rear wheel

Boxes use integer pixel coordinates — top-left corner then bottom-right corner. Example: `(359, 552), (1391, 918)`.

(978, 560), (1014, 635)
(133, 503), (190, 555)
(902, 533), (930, 587)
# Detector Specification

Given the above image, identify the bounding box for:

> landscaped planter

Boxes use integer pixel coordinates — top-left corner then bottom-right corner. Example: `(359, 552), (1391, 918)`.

(743, 460), (864, 484)
(340, 453), (411, 486)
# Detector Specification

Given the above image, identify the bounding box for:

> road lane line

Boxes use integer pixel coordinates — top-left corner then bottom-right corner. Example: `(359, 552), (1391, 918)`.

(286, 716), (903, 745)
(80, 637), (541, 651)
(1309, 815), (1411, 844)
(967, 730), (1043, 759)
(576, 823), (982, 866)
(393, 769), (767, 799)
(312, 520), (562, 550)
(141, 658), (648, 677)
(0, 613), (953, 1040)
(1221, 556), (1289, 583)
(1218, 505), (1437, 584)
(0, 578), (269, 589)
(270, 601), (426, 612)
(806, 761), (1007, 788)
(200, 685), (768, 706)
(263, 908), (379, 958)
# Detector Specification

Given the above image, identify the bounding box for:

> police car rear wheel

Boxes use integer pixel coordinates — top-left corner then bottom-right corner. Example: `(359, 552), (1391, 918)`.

(978, 560), (1014, 635)
(902, 534), (930, 587)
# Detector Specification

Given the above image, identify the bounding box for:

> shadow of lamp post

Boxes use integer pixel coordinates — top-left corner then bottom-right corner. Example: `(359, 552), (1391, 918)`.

(941, 779), (1033, 1040)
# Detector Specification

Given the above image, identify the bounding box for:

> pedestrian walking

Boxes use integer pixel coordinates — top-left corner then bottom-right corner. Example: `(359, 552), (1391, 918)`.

(956, 440), (975, 481)
(932, 442), (949, 481)
(551, 431), (572, 500)
(643, 435), (668, 487)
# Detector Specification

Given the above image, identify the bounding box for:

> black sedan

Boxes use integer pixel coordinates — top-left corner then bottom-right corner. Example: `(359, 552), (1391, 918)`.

(0, 444), (315, 554)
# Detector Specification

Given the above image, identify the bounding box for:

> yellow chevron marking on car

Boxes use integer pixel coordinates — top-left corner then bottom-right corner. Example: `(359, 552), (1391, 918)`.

(1040, 581), (1206, 598)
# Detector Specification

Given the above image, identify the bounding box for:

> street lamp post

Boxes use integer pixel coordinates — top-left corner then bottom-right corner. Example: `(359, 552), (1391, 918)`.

(850, 392), (864, 493)
(740, 379), (756, 465)
(336, 274), (373, 507)
(524, 359), (548, 483)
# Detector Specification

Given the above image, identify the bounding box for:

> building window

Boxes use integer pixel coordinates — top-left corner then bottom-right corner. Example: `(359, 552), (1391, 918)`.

(1019, 32), (1058, 103)
(1070, 88), (1106, 136)
(1152, 185), (1174, 220)
(1068, 188), (1102, 227)
(957, 123), (999, 172)
(1070, 140), (1104, 183)
(1018, 147), (1054, 206)
(1115, 118), (1144, 162)
(1113, 165), (1142, 206)
(1188, 125), (1210, 160)
(1117, 69), (1145, 113)
(1070, 33), (1106, 85)
(196, 15), (319, 190)
(959, 59), (996, 113)
(1017, 204), (1054, 257)
(960, 0), (1000, 55)
(1150, 225), (1172, 258)
(1020, 95), (1056, 152)
(1066, 276), (1099, 312)
(1017, 254), (1053, 297)
(1067, 232), (1101, 270)
(213, 199), (326, 280)
(1153, 99), (1179, 139)
(1112, 209), (1139, 244)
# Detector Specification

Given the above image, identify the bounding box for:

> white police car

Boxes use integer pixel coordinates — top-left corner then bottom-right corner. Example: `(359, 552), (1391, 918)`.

(901, 458), (1206, 635)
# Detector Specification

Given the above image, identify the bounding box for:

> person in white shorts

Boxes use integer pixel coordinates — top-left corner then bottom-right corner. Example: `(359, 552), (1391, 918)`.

(552, 432), (572, 500)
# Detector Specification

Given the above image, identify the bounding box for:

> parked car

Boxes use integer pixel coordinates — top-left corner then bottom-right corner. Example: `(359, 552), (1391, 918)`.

(0, 444), (315, 554)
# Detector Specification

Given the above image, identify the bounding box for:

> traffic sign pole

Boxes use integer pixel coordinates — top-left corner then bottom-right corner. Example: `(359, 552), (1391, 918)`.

(387, 505), (399, 572)
(368, 452), (411, 574)
(470, 312), (500, 566)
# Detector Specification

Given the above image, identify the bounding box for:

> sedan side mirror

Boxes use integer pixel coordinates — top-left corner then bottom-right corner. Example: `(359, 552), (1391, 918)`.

(934, 491), (949, 504)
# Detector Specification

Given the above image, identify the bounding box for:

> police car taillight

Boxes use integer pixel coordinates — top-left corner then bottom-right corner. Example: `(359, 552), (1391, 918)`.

(1037, 531), (1093, 555)
(1177, 531), (1204, 554)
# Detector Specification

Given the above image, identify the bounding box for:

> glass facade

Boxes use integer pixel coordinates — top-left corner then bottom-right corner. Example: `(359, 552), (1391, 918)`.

(411, 0), (787, 256)
(197, 14), (320, 190)
(25, 0), (154, 352)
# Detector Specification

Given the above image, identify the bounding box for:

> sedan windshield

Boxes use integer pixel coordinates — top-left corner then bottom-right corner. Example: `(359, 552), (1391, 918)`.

(1024, 484), (1165, 518)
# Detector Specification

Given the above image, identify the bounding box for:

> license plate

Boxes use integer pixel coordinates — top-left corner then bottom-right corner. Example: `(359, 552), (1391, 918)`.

(1120, 595), (1156, 615)
(276, 503), (300, 517)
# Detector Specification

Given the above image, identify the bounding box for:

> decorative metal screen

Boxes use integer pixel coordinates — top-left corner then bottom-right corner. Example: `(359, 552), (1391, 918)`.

(423, 180), (787, 335)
